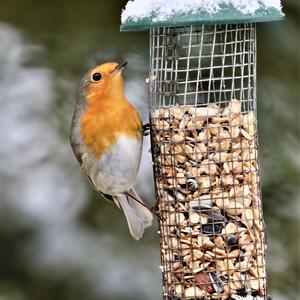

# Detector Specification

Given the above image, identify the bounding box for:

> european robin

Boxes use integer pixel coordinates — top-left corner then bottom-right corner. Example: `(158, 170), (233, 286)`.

(70, 61), (153, 240)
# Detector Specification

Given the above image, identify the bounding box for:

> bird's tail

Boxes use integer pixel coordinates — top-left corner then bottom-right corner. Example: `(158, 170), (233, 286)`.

(113, 188), (153, 240)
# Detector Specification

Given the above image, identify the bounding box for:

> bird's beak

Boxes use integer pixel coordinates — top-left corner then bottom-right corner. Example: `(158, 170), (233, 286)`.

(112, 61), (128, 73)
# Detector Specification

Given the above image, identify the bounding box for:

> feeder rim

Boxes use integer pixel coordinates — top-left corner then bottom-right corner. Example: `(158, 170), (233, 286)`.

(120, 6), (284, 32)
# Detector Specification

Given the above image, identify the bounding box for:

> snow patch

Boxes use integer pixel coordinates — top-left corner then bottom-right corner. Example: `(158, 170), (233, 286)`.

(122, 0), (282, 22)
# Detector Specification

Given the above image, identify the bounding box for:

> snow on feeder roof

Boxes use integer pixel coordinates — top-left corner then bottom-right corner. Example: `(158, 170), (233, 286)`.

(121, 0), (284, 31)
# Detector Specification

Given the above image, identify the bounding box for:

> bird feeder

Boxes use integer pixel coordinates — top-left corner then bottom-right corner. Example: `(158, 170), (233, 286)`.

(121, 1), (284, 299)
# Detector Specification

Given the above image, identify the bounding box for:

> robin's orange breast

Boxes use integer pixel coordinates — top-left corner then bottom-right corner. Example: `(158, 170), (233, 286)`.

(80, 97), (142, 159)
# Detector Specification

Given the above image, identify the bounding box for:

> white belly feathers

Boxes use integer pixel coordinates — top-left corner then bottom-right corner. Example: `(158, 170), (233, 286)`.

(82, 135), (142, 195)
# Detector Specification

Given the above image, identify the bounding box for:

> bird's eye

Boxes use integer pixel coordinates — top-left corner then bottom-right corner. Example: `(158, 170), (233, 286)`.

(92, 72), (102, 81)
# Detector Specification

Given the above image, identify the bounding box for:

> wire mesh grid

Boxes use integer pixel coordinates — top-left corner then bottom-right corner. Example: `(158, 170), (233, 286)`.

(148, 24), (267, 299)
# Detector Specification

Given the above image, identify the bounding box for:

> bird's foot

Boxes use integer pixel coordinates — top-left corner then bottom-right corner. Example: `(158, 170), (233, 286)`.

(150, 205), (158, 215)
(150, 203), (165, 222)
(142, 123), (151, 136)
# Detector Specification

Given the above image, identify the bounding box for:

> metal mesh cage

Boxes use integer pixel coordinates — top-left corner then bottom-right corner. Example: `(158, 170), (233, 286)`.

(148, 24), (267, 299)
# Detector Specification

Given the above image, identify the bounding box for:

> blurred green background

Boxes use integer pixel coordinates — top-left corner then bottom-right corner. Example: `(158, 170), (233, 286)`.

(0, 1), (299, 299)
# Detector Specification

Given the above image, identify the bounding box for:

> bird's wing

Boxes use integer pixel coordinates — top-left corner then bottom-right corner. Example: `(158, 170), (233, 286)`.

(69, 101), (85, 165)
(70, 142), (114, 204)
(70, 141), (83, 165)
(69, 104), (114, 203)
(84, 171), (115, 203)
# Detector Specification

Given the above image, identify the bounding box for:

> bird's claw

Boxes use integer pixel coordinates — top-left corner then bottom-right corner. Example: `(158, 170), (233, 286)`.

(150, 203), (165, 222)
(150, 205), (158, 215)
(142, 123), (151, 136)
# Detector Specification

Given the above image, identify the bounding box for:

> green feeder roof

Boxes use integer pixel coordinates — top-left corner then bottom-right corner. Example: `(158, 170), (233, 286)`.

(121, 0), (284, 32)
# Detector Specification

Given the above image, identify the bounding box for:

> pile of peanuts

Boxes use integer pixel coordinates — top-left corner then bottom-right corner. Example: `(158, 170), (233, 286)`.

(151, 100), (267, 299)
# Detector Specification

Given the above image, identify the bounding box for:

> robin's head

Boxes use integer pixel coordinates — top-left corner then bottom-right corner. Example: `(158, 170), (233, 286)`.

(80, 61), (128, 102)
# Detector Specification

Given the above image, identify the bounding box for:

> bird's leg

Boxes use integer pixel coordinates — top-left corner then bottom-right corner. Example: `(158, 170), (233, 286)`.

(150, 200), (165, 222)
(150, 204), (159, 216)
(142, 123), (151, 136)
